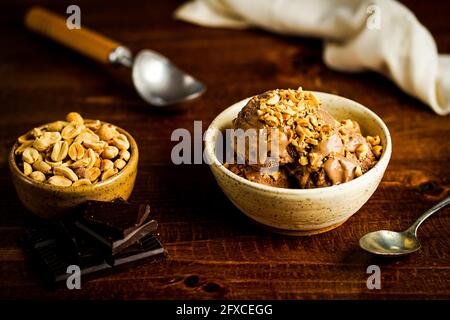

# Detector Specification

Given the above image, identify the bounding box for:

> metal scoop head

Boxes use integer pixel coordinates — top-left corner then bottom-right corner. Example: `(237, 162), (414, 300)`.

(132, 50), (205, 107)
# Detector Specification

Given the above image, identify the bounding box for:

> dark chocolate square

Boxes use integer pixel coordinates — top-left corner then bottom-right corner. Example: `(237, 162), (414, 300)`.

(81, 200), (151, 238)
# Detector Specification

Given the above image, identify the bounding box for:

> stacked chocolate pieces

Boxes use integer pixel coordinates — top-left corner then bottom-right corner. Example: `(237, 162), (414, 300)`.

(21, 200), (165, 286)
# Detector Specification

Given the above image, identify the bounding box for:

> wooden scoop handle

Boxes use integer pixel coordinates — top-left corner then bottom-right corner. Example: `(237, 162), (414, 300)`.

(25, 6), (120, 64)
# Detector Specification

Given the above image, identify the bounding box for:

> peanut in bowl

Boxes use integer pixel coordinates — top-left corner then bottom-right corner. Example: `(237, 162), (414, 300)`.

(8, 113), (139, 219)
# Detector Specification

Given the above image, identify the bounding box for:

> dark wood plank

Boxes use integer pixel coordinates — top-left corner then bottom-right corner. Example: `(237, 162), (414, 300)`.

(0, 0), (448, 299)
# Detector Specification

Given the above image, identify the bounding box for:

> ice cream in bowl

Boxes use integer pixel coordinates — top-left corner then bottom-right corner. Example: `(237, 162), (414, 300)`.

(204, 88), (391, 235)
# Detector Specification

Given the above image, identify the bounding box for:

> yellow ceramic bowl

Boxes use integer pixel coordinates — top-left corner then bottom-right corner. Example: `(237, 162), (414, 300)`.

(9, 123), (139, 219)
(204, 92), (392, 236)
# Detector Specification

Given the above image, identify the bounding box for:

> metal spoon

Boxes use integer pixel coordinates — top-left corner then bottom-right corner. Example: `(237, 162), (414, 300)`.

(25, 6), (205, 107)
(359, 196), (450, 256)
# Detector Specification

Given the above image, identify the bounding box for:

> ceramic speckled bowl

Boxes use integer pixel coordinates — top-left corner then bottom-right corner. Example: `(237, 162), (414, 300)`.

(204, 92), (391, 235)
(9, 123), (138, 219)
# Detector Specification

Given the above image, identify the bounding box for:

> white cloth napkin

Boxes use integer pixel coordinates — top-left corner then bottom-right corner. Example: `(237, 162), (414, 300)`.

(175, 0), (450, 115)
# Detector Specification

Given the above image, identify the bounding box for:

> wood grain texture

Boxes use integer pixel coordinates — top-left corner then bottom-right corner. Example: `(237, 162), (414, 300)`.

(0, 0), (449, 300)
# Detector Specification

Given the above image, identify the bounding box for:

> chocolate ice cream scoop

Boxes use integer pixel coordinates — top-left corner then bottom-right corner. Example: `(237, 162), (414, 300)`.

(232, 89), (330, 166)
(232, 96), (294, 166)
(227, 88), (382, 189)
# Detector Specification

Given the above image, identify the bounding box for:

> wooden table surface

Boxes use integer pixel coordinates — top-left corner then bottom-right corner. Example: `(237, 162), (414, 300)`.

(0, 0), (449, 300)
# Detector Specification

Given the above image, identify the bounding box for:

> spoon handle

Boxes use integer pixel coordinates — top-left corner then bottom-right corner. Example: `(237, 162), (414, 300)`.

(25, 6), (123, 65)
(407, 196), (450, 234)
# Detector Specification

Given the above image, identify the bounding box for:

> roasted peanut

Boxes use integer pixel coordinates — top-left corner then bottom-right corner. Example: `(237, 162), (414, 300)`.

(297, 118), (310, 128)
(45, 160), (63, 168)
(74, 167), (87, 179)
(51, 141), (69, 162)
(61, 123), (84, 140)
(63, 159), (73, 167)
(295, 125), (305, 139)
(101, 168), (118, 181)
(341, 119), (354, 129)
(366, 135), (381, 146)
(373, 145), (383, 158)
(74, 131), (99, 145)
(308, 152), (322, 167)
(48, 175), (72, 187)
(18, 133), (32, 144)
(46, 131), (61, 142)
(66, 112), (84, 125)
(85, 167), (101, 182)
(111, 134), (130, 151)
(47, 121), (67, 132)
(355, 165), (363, 177)
(355, 143), (369, 160)
(85, 120), (101, 130)
(102, 146), (119, 159)
(29, 171), (46, 182)
(83, 139), (104, 152)
(23, 162), (32, 176)
(94, 157), (101, 168)
(22, 147), (40, 164)
(33, 160), (52, 174)
(308, 115), (318, 127)
(299, 156), (308, 166)
(100, 159), (114, 171)
(83, 128), (98, 136)
(97, 124), (117, 141)
(68, 142), (85, 161)
(264, 116), (279, 127)
(114, 159), (126, 170)
(305, 138), (318, 145)
(54, 166), (78, 182)
(86, 148), (97, 168)
(302, 128), (314, 138)
(71, 158), (90, 168)
(320, 124), (331, 133)
(338, 127), (348, 136)
(266, 94), (280, 105)
(15, 140), (34, 155)
(31, 128), (43, 138)
(33, 132), (61, 152)
(119, 150), (130, 161)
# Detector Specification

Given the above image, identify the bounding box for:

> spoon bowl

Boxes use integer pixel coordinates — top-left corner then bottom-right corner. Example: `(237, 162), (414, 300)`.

(132, 50), (206, 106)
(359, 230), (421, 256)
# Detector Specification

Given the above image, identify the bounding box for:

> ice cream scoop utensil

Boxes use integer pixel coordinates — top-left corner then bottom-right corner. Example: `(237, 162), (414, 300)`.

(25, 6), (205, 107)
